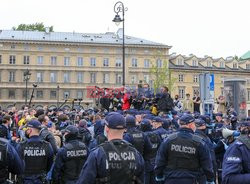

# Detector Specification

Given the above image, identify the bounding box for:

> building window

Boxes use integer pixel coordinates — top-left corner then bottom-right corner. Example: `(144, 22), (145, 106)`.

(207, 60), (212, 67)
(9, 90), (15, 99)
(90, 58), (96, 67)
(104, 48), (109, 53)
(192, 60), (198, 66)
(144, 59), (150, 68)
(37, 72), (44, 82)
(193, 75), (199, 83)
(103, 58), (109, 67)
(37, 56), (44, 65)
(233, 63), (238, 69)
(246, 64), (250, 69)
(0, 55), (2, 64)
(10, 45), (15, 49)
(9, 71), (15, 82)
(77, 91), (83, 99)
(116, 58), (122, 67)
(131, 75), (137, 84)
(193, 88), (200, 96)
(50, 72), (57, 83)
(103, 73), (109, 84)
(23, 56), (30, 65)
(77, 57), (83, 66)
(64, 91), (70, 99)
(64, 73), (70, 83)
(22, 90), (30, 98)
(51, 56), (57, 65)
(50, 91), (57, 99)
(90, 73), (96, 83)
(247, 89), (250, 101)
(64, 57), (70, 66)
(77, 72), (83, 83)
(116, 74), (122, 84)
(178, 74), (184, 82)
(144, 75), (149, 83)
(132, 58), (138, 67)
(157, 59), (162, 68)
(220, 61), (225, 68)
(177, 58), (184, 65)
(9, 55), (16, 64)
(178, 87), (185, 99)
(36, 90), (43, 99)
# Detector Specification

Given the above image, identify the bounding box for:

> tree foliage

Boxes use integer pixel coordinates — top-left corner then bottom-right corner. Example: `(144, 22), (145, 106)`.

(150, 51), (177, 95)
(12, 22), (53, 32)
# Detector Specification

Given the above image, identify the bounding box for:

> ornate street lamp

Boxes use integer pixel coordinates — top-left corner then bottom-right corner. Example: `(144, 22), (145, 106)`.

(23, 69), (31, 106)
(113, 1), (127, 86)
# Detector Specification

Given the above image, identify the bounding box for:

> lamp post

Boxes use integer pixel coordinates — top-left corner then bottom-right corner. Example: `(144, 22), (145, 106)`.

(57, 85), (60, 109)
(23, 69), (31, 106)
(113, 1), (127, 87)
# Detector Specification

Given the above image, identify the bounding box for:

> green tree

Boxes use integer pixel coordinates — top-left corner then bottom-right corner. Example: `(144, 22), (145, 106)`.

(12, 22), (54, 32)
(150, 51), (177, 95)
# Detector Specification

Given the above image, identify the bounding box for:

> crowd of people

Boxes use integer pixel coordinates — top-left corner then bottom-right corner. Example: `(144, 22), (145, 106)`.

(0, 84), (250, 184)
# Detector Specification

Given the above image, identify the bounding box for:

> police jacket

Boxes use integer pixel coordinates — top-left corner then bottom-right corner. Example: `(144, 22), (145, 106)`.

(52, 139), (88, 183)
(76, 139), (145, 184)
(0, 138), (24, 182)
(153, 126), (168, 143)
(155, 128), (214, 182)
(17, 135), (54, 177)
(123, 127), (145, 155)
(222, 135), (250, 184)
(40, 126), (58, 154)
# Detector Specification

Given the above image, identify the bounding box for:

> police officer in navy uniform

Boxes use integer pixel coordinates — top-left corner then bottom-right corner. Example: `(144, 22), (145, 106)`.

(194, 119), (217, 183)
(76, 112), (144, 184)
(140, 119), (161, 184)
(52, 125), (88, 184)
(0, 137), (24, 183)
(222, 122), (250, 184)
(152, 117), (168, 143)
(17, 120), (54, 184)
(124, 115), (145, 155)
(155, 114), (215, 184)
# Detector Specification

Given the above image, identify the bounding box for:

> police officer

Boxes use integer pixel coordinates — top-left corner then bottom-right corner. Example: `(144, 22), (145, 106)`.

(38, 114), (58, 154)
(195, 119), (217, 183)
(222, 122), (250, 184)
(124, 115), (145, 155)
(76, 112), (144, 184)
(155, 114), (215, 184)
(17, 120), (54, 184)
(141, 119), (161, 184)
(52, 125), (88, 184)
(0, 137), (24, 183)
(152, 117), (168, 142)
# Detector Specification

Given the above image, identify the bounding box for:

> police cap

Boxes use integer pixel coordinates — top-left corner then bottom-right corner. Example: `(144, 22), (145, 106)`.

(179, 114), (195, 124)
(65, 125), (79, 135)
(153, 117), (163, 123)
(125, 115), (136, 127)
(194, 119), (206, 127)
(105, 112), (126, 129)
(27, 120), (42, 130)
(171, 110), (178, 116)
(215, 112), (223, 117)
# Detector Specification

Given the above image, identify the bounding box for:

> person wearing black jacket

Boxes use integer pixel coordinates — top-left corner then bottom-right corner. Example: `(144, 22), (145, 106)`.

(38, 114), (58, 154)
(156, 86), (174, 114)
(0, 115), (11, 140)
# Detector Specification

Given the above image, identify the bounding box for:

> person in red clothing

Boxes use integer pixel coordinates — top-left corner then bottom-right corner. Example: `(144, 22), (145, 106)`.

(122, 88), (131, 110)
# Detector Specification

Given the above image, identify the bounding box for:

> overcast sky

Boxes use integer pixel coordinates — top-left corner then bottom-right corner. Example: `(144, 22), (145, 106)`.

(1, 0), (249, 58)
